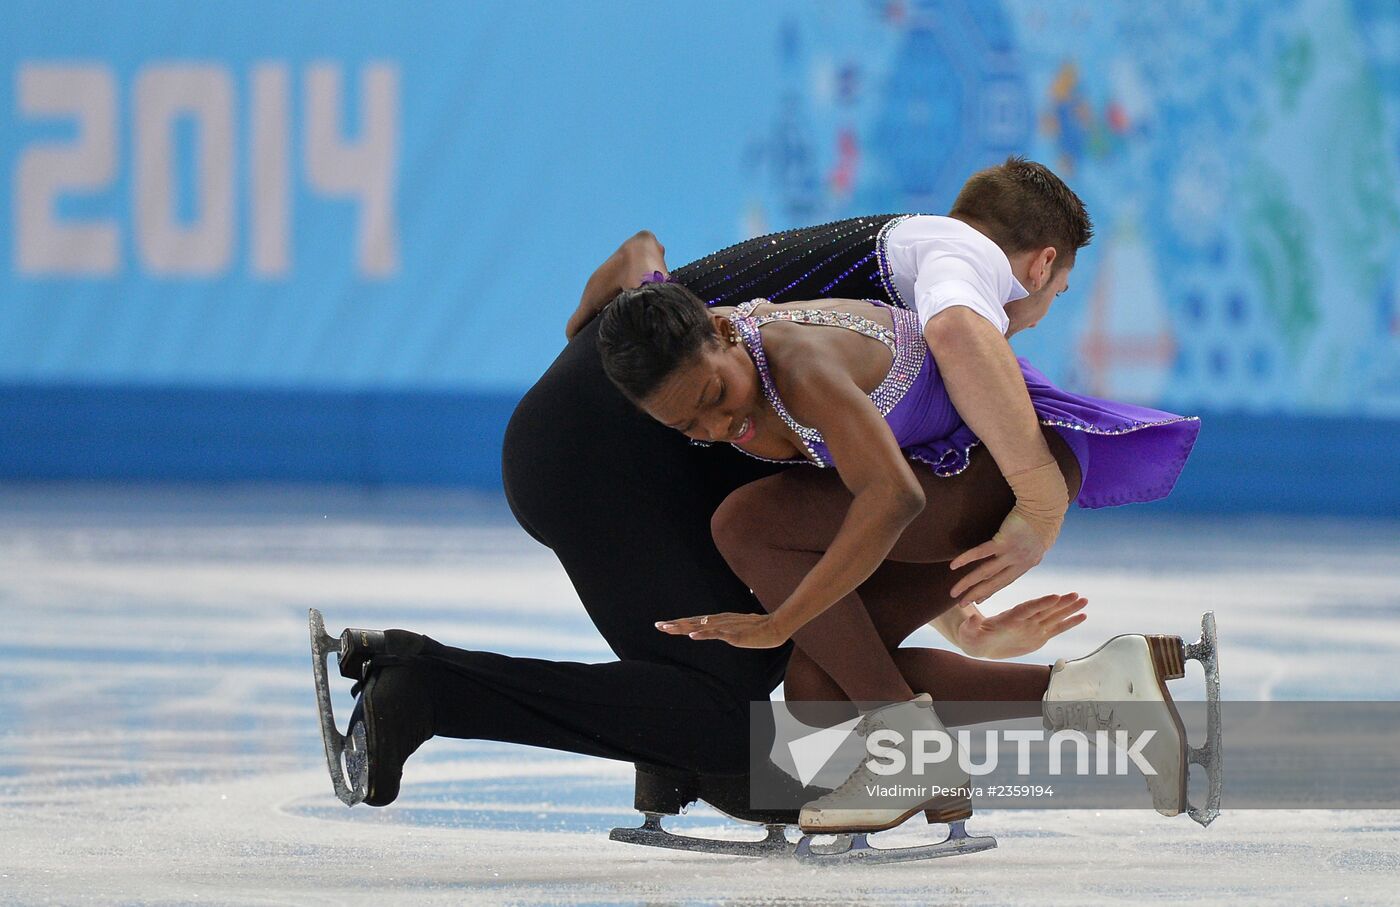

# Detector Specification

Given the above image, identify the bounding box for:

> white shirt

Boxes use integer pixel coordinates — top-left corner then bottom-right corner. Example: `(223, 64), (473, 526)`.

(883, 215), (1028, 336)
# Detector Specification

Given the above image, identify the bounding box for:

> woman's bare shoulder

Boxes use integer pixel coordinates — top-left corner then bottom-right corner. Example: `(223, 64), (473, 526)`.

(760, 300), (895, 403)
(762, 323), (853, 403)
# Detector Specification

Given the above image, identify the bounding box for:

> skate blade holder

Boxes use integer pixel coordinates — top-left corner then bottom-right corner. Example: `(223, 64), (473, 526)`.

(309, 608), (369, 806)
(607, 812), (995, 863)
(794, 819), (996, 865)
(609, 812), (793, 857)
(1183, 611), (1223, 828)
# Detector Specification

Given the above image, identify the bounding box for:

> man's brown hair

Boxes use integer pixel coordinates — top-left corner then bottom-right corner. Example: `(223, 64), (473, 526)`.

(949, 156), (1093, 269)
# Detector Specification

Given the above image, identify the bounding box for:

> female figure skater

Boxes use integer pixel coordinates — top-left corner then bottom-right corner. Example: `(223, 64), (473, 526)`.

(596, 281), (1200, 832)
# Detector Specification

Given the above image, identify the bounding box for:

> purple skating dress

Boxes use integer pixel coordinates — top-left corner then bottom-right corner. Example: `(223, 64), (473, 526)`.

(727, 298), (1198, 509)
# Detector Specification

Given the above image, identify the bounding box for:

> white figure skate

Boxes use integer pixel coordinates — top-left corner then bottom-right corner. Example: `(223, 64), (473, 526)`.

(793, 694), (996, 864)
(1043, 611), (1222, 826)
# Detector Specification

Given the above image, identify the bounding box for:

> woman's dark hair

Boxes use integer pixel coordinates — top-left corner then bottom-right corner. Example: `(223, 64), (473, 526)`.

(596, 281), (719, 403)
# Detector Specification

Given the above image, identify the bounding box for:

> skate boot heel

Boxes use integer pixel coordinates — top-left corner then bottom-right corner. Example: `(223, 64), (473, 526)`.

(336, 628), (388, 680)
(923, 799), (972, 825)
(1146, 634), (1186, 680)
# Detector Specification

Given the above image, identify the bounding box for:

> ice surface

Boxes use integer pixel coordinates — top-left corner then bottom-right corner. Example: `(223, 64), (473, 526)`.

(3, 484), (1400, 904)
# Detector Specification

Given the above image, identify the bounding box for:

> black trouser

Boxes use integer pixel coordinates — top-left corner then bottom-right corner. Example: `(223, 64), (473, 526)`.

(414, 318), (783, 773)
(416, 217), (901, 773)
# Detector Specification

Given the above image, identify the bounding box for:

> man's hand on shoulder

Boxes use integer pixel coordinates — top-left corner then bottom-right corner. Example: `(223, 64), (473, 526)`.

(565, 231), (668, 340)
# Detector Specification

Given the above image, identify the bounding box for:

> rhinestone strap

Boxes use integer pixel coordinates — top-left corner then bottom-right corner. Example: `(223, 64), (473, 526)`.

(875, 214), (915, 308)
(746, 307), (896, 350)
(728, 298), (928, 466)
(730, 300), (827, 464)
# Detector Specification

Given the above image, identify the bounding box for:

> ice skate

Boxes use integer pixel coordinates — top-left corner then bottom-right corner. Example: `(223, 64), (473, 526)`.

(1043, 611), (1221, 826)
(793, 694), (996, 864)
(608, 765), (799, 857)
(308, 609), (434, 807)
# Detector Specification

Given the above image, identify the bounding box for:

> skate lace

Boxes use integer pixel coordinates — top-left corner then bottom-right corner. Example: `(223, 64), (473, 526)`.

(1047, 701), (1122, 733)
(823, 719), (883, 796)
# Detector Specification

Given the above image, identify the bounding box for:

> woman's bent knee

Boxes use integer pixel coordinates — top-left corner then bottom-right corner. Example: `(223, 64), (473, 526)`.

(710, 481), (771, 561)
(783, 649), (843, 702)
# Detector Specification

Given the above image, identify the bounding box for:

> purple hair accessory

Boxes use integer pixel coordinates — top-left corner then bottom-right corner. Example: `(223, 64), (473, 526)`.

(640, 270), (675, 285)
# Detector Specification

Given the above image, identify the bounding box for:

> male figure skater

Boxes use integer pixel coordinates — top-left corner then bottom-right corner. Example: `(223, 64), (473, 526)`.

(316, 158), (1098, 805)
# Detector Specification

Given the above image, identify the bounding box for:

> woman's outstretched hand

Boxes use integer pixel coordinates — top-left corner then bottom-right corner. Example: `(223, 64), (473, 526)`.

(655, 613), (790, 649)
(949, 592), (1087, 659)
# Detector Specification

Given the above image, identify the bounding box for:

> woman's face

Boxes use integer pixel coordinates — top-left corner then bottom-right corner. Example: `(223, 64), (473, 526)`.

(640, 318), (763, 444)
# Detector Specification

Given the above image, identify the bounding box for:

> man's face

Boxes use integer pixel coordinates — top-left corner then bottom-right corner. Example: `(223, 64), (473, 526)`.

(1006, 259), (1073, 337)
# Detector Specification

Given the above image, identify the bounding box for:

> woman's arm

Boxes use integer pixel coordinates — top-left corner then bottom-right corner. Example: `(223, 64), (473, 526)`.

(565, 231), (668, 340)
(761, 357), (927, 640)
(661, 341), (926, 648)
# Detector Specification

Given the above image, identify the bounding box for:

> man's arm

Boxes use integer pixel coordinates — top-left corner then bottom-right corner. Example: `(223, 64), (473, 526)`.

(565, 231), (668, 340)
(925, 306), (1050, 474)
(923, 306), (1069, 605)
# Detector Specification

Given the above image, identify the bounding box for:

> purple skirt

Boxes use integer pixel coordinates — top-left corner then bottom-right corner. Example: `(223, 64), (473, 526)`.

(905, 360), (1199, 510)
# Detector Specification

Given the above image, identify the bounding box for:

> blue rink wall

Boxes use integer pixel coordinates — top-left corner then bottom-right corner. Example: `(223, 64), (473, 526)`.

(4, 1), (1400, 514)
(3, 383), (1397, 517)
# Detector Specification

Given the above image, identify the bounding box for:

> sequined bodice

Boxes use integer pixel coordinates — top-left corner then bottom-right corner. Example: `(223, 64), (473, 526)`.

(727, 298), (938, 465)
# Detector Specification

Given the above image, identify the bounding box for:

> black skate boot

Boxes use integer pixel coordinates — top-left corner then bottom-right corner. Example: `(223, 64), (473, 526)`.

(309, 609), (435, 807)
(609, 764), (827, 857)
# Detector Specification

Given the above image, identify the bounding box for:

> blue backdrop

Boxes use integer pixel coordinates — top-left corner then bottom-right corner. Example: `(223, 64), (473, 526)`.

(3, 0), (1398, 513)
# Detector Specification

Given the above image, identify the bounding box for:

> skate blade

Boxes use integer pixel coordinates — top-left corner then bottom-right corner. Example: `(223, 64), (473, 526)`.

(608, 812), (793, 857)
(309, 608), (368, 806)
(1183, 611), (1223, 827)
(798, 797), (972, 835)
(794, 820), (996, 865)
